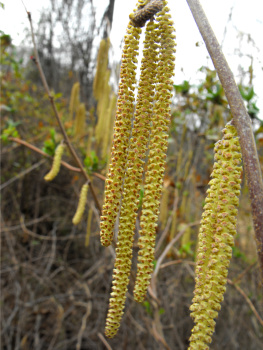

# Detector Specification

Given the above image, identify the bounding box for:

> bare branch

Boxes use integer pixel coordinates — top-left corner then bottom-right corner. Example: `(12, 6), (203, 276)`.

(26, 11), (102, 214)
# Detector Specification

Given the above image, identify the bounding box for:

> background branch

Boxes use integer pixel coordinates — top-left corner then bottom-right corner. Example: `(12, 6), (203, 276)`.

(26, 10), (102, 214)
(8, 137), (106, 181)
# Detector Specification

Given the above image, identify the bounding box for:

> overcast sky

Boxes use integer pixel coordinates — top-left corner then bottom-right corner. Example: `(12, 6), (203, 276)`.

(1, 0), (263, 119)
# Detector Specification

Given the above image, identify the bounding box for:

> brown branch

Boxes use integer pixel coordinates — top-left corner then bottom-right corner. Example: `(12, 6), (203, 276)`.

(227, 278), (263, 327)
(9, 137), (80, 172)
(186, 0), (263, 284)
(0, 159), (46, 191)
(97, 333), (112, 350)
(8, 137), (106, 181)
(19, 215), (86, 241)
(26, 11), (102, 214)
(149, 221), (200, 302)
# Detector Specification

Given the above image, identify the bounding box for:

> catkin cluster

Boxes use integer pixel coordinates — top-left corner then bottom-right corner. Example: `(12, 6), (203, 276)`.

(101, 0), (176, 339)
(100, 23), (141, 247)
(105, 18), (159, 339)
(189, 123), (242, 350)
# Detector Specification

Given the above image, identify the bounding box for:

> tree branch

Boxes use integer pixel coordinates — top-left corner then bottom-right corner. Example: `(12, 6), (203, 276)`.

(26, 11), (102, 214)
(186, 0), (263, 283)
(9, 137), (106, 181)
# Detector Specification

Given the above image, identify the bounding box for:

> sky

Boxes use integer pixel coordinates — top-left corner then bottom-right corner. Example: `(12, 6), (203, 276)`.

(1, 0), (263, 119)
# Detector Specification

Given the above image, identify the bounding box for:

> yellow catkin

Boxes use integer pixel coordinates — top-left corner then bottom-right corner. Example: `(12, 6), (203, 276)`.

(104, 18), (159, 339)
(180, 223), (191, 251)
(184, 150), (193, 181)
(74, 103), (86, 139)
(85, 209), (93, 247)
(95, 70), (111, 144)
(133, 1), (176, 303)
(99, 24), (142, 247)
(188, 123), (242, 350)
(72, 184), (89, 225)
(93, 38), (110, 101)
(44, 143), (65, 181)
(102, 93), (117, 158)
(69, 82), (80, 120)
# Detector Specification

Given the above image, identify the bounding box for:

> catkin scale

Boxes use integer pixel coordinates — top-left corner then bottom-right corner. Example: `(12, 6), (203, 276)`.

(44, 143), (65, 181)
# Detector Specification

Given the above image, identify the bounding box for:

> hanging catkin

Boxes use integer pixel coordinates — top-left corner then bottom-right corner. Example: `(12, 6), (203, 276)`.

(188, 123), (242, 350)
(44, 143), (65, 182)
(101, 0), (176, 338)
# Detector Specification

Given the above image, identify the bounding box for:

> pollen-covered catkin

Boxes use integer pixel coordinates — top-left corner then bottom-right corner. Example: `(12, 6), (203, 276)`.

(133, 1), (176, 303)
(44, 143), (65, 182)
(100, 24), (142, 247)
(104, 19), (159, 339)
(72, 183), (89, 225)
(188, 123), (242, 350)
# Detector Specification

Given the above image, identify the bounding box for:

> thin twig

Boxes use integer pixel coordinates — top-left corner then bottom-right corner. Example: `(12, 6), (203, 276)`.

(186, 0), (263, 284)
(1, 214), (50, 232)
(76, 282), (92, 350)
(0, 159), (46, 191)
(19, 215), (86, 241)
(150, 221), (199, 301)
(44, 224), (57, 275)
(25, 11), (102, 214)
(9, 137), (81, 172)
(97, 333), (112, 350)
(8, 137), (106, 181)
(233, 261), (258, 284)
(227, 278), (263, 327)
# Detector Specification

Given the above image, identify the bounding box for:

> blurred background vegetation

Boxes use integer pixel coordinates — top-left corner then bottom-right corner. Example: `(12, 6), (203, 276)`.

(1, 0), (263, 349)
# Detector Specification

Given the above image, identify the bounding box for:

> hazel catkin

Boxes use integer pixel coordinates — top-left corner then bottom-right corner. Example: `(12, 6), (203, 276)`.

(44, 143), (65, 182)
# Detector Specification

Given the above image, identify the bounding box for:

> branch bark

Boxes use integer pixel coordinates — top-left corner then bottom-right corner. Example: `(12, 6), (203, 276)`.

(186, 0), (263, 283)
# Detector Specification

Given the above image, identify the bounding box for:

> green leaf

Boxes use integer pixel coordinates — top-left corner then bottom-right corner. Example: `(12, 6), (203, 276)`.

(174, 80), (190, 94)
(159, 308), (165, 315)
(239, 86), (255, 102)
(142, 301), (152, 315)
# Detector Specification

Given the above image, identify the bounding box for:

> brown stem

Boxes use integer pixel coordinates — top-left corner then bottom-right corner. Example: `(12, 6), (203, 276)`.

(9, 137), (106, 181)
(227, 279), (263, 327)
(9, 137), (80, 172)
(186, 0), (263, 284)
(26, 11), (102, 214)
